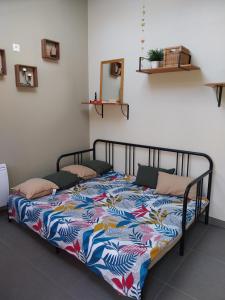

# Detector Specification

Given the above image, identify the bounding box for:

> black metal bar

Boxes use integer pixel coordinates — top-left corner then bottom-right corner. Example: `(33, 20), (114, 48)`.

(120, 104), (129, 120)
(186, 154), (190, 176)
(148, 148), (151, 166)
(56, 148), (94, 171)
(181, 154), (184, 176)
(216, 86), (223, 107)
(180, 169), (212, 255)
(129, 146), (131, 175)
(93, 139), (213, 168)
(175, 152), (179, 175)
(180, 191), (188, 256)
(133, 146), (135, 175)
(153, 149), (155, 167)
(125, 145), (127, 174)
(157, 150), (160, 168)
(105, 143), (108, 161)
(139, 57), (142, 71)
(205, 171), (213, 225)
(112, 143), (114, 168)
(109, 142), (111, 165)
(94, 104), (103, 118)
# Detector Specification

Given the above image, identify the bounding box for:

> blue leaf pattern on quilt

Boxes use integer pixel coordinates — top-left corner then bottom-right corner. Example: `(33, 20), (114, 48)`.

(103, 252), (137, 276)
(8, 170), (208, 300)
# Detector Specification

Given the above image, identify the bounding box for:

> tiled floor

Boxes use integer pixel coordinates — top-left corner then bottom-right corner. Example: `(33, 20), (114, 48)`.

(0, 212), (225, 300)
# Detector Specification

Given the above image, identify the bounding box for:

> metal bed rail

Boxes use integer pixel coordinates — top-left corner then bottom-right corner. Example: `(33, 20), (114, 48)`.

(56, 139), (213, 256)
(56, 148), (95, 171)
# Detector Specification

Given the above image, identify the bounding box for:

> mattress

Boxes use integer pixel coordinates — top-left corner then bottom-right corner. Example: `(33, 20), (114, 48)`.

(8, 171), (208, 300)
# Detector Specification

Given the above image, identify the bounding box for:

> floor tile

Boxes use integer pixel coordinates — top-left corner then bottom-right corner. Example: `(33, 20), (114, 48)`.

(0, 242), (73, 300)
(150, 244), (189, 282)
(168, 250), (225, 300)
(185, 221), (209, 249)
(1, 211), (225, 300)
(142, 276), (165, 300)
(155, 285), (197, 300)
(0, 217), (53, 259)
(194, 225), (225, 263)
(149, 221), (208, 282)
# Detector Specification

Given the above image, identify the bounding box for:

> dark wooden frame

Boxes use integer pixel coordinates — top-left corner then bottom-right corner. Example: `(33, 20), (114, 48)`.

(14, 64), (38, 88)
(41, 39), (60, 61)
(0, 49), (7, 76)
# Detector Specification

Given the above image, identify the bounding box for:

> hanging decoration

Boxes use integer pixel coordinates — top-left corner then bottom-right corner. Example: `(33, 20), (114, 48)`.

(140, 0), (147, 55)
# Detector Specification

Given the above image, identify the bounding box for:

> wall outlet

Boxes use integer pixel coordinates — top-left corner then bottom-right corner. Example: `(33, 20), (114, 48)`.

(12, 43), (20, 52)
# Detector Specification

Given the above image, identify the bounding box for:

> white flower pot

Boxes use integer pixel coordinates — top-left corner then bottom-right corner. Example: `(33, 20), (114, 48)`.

(151, 61), (160, 68)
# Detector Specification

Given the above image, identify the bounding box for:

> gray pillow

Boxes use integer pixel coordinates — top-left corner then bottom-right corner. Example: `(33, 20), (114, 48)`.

(135, 164), (175, 189)
(82, 160), (112, 175)
(43, 171), (80, 190)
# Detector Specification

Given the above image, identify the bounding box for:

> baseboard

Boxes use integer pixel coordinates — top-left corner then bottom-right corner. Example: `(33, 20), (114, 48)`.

(0, 206), (7, 213)
(209, 216), (225, 229)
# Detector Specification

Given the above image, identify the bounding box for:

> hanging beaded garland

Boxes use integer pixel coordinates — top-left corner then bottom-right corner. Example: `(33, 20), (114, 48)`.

(140, 0), (147, 55)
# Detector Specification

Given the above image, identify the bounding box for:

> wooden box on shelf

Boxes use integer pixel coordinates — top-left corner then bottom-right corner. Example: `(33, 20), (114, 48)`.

(0, 49), (7, 76)
(163, 45), (191, 67)
(14, 65), (38, 88)
(41, 39), (60, 61)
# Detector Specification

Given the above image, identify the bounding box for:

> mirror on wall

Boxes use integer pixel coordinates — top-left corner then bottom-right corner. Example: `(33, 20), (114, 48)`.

(100, 58), (124, 103)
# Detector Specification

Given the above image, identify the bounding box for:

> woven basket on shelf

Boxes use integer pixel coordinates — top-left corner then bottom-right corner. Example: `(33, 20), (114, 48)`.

(163, 46), (191, 67)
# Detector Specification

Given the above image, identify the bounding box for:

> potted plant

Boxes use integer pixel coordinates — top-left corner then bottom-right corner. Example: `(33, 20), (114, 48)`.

(147, 48), (164, 68)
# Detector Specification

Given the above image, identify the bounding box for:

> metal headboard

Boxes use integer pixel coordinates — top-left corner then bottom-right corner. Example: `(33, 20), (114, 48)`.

(57, 139), (213, 256)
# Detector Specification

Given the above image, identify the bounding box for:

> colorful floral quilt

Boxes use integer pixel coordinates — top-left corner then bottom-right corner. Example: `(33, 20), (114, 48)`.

(8, 171), (208, 299)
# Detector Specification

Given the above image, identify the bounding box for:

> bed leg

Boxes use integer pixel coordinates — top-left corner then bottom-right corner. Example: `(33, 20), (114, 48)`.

(205, 206), (209, 225)
(55, 247), (60, 254)
(179, 236), (185, 256)
(7, 212), (12, 223)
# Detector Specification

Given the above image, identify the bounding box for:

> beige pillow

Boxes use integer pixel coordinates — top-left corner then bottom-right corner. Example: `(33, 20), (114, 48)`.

(156, 172), (197, 200)
(61, 165), (97, 180)
(12, 178), (59, 200)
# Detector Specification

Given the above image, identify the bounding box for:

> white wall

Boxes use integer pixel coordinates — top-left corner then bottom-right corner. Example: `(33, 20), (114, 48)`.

(88, 0), (225, 221)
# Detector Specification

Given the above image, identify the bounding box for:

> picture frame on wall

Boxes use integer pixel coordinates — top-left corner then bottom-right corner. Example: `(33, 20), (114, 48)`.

(14, 64), (38, 88)
(41, 39), (60, 61)
(0, 49), (7, 76)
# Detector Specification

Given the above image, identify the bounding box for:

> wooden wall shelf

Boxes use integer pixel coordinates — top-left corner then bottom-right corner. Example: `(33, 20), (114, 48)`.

(205, 82), (225, 107)
(0, 49), (7, 76)
(137, 64), (200, 74)
(15, 65), (38, 88)
(41, 39), (60, 61)
(82, 102), (129, 120)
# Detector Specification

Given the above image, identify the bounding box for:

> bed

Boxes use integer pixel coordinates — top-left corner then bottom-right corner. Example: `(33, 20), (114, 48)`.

(8, 139), (213, 300)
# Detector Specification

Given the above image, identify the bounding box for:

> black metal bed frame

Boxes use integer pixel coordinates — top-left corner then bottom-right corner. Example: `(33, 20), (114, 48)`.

(57, 139), (213, 256)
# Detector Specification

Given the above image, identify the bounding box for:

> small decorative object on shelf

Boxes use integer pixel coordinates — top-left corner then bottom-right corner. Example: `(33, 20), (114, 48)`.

(147, 48), (164, 69)
(137, 45), (200, 75)
(41, 39), (60, 61)
(205, 82), (225, 107)
(0, 49), (7, 76)
(163, 46), (190, 67)
(14, 65), (38, 88)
